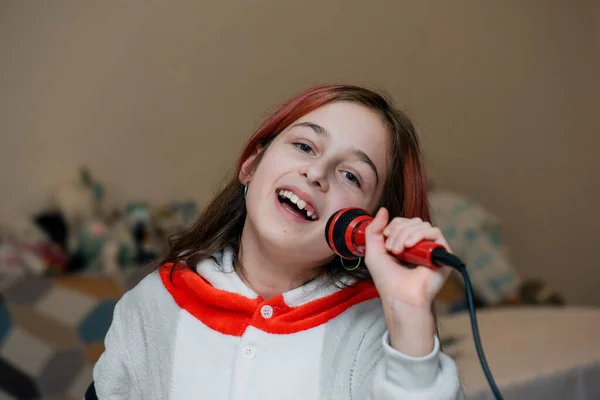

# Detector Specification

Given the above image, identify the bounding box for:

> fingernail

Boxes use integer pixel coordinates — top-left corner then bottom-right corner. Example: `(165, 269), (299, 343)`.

(393, 240), (404, 253)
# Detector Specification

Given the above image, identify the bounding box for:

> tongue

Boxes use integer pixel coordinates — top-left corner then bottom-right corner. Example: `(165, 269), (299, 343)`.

(282, 202), (306, 219)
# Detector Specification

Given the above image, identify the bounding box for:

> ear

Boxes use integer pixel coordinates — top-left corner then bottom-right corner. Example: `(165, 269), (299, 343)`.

(238, 145), (263, 184)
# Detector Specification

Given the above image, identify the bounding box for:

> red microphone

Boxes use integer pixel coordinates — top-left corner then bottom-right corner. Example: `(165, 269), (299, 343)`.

(325, 207), (447, 269)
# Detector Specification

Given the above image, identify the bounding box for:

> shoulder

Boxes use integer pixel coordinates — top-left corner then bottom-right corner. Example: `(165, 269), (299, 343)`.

(95, 268), (181, 396)
(121, 268), (168, 307)
(114, 266), (181, 331)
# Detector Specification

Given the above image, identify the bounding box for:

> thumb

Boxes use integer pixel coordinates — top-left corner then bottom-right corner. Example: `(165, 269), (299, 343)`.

(366, 207), (388, 235)
(365, 207), (389, 254)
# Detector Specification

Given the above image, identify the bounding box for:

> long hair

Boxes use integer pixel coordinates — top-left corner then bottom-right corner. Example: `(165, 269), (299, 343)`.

(162, 84), (431, 285)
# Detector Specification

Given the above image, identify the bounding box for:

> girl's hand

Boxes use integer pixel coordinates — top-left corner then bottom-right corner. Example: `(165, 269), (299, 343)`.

(363, 207), (453, 356)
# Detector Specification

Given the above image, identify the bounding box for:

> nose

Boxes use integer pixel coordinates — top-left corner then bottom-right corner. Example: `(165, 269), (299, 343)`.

(301, 162), (329, 191)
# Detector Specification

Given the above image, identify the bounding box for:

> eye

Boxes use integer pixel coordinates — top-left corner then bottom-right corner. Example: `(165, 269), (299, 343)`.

(342, 171), (361, 187)
(294, 143), (314, 154)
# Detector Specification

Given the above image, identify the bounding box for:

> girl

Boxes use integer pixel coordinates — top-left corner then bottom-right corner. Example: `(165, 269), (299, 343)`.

(89, 84), (464, 399)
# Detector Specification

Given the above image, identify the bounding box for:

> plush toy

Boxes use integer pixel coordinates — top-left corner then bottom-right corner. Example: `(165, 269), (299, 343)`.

(10, 167), (200, 276)
(70, 219), (112, 272)
(44, 166), (117, 273)
(101, 218), (136, 270)
(152, 200), (198, 244)
(124, 202), (159, 265)
(0, 233), (26, 277)
(9, 220), (57, 275)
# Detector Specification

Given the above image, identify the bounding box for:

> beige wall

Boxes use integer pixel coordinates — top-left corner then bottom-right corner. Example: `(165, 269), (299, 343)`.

(0, 0), (598, 305)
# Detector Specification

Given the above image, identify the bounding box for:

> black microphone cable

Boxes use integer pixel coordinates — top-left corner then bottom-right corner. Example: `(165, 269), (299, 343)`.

(431, 249), (504, 400)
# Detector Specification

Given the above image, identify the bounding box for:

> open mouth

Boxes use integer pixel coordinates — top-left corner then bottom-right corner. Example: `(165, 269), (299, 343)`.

(277, 189), (318, 221)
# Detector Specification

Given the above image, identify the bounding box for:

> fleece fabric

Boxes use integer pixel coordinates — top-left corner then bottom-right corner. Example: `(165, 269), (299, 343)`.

(90, 248), (464, 399)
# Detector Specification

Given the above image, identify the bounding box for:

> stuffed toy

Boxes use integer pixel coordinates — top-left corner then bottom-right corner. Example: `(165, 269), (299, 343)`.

(124, 202), (159, 265)
(152, 200), (198, 245)
(46, 167), (115, 272)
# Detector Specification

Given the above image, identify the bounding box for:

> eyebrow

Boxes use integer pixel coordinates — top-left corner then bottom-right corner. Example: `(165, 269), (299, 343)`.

(291, 121), (380, 184)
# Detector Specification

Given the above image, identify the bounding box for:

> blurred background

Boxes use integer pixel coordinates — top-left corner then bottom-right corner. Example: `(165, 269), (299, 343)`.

(0, 1), (598, 399)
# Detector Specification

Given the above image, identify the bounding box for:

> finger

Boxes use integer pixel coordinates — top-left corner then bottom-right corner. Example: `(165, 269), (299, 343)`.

(405, 226), (443, 247)
(382, 217), (421, 237)
(385, 220), (430, 253)
(383, 219), (423, 252)
(365, 207), (389, 256)
(366, 207), (389, 235)
(389, 225), (437, 253)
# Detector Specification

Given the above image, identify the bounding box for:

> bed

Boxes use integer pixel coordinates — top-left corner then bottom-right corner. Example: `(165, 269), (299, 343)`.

(440, 306), (600, 399)
(1, 187), (597, 399)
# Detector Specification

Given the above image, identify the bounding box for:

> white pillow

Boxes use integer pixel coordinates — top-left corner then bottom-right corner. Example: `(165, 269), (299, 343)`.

(428, 190), (521, 305)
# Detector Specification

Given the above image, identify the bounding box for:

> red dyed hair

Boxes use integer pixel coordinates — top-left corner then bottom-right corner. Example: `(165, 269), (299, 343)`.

(164, 84), (431, 284)
(237, 84), (430, 221)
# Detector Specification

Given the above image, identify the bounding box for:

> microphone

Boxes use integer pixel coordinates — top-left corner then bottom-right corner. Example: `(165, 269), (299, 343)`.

(325, 207), (505, 400)
(325, 207), (449, 268)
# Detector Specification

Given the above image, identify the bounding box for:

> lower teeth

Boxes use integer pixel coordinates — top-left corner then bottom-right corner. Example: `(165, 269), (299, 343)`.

(279, 197), (311, 220)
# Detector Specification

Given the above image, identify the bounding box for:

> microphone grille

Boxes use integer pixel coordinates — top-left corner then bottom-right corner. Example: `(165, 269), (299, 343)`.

(325, 207), (370, 258)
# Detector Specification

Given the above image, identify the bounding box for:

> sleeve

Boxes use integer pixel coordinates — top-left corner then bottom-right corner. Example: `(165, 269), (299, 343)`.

(90, 292), (143, 399)
(352, 329), (465, 399)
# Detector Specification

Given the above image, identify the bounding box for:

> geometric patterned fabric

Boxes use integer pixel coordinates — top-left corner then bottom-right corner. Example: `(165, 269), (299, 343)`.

(0, 274), (124, 399)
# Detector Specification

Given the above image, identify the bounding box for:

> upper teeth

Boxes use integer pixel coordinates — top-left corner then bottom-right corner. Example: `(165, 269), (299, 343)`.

(278, 190), (317, 220)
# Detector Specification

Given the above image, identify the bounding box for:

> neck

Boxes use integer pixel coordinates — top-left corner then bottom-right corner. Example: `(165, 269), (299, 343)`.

(238, 225), (321, 300)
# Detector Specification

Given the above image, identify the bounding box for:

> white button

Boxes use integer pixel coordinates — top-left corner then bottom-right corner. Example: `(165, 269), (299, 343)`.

(242, 345), (256, 359)
(260, 305), (273, 319)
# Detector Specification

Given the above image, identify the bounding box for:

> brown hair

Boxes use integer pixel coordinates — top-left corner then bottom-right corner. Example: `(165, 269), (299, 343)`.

(162, 84), (431, 286)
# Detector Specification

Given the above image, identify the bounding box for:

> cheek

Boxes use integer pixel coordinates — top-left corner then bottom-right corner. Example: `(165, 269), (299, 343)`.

(327, 191), (369, 215)
(249, 158), (279, 187)
(252, 151), (290, 180)
(327, 183), (383, 217)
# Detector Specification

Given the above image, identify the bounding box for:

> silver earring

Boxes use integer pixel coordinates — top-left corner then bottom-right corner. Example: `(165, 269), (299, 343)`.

(341, 257), (362, 271)
(244, 184), (248, 200)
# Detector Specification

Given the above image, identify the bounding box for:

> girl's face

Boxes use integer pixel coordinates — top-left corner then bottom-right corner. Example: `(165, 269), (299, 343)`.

(240, 101), (390, 265)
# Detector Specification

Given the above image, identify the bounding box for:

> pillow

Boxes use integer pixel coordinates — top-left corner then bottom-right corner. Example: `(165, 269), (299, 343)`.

(429, 190), (521, 307)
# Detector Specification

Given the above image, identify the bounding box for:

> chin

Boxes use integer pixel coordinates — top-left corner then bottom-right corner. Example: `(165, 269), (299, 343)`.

(253, 222), (327, 260)
(260, 224), (306, 250)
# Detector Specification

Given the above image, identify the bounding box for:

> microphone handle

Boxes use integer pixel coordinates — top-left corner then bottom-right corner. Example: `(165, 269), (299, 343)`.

(353, 220), (445, 269)
(398, 241), (446, 268)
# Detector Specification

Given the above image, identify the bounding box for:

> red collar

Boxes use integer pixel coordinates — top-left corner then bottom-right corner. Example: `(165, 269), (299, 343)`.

(159, 263), (379, 336)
